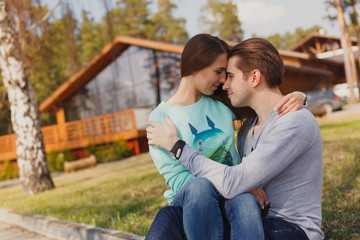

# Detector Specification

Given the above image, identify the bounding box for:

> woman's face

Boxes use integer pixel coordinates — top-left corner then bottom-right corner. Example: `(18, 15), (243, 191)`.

(193, 53), (228, 96)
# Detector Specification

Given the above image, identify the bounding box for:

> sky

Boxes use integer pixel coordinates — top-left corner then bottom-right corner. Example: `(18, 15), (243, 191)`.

(173, 0), (340, 38)
(45, 0), (341, 39)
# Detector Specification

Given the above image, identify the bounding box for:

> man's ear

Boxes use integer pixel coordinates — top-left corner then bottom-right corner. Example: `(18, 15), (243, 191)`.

(250, 69), (261, 87)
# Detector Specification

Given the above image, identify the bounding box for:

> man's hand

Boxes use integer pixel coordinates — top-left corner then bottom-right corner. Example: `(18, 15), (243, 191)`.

(276, 91), (306, 115)
(146, 116), (180, 151)
(249, 186), (267, 209)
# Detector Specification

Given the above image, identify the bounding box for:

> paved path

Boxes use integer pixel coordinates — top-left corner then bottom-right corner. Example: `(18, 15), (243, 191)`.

(0, 208), (144, 240)
(0, 221), (55, 240)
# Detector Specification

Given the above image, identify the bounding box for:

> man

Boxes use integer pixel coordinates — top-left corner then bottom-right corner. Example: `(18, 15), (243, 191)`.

(147, 38), (323, 240)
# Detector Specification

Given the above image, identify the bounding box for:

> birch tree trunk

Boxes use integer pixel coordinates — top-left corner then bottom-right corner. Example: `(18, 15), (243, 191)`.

(0, 1), (54, 194)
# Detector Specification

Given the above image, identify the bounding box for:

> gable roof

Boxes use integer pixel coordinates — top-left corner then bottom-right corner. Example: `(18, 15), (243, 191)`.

(39, 36), (183, 113)
(291, 32), (358, 54)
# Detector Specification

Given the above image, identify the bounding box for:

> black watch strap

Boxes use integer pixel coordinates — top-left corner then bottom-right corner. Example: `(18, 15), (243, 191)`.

(169, 140), (186, 159)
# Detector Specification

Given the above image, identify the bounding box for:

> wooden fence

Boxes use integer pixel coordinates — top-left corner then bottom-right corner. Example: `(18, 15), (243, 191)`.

(0, 109), (147, 162)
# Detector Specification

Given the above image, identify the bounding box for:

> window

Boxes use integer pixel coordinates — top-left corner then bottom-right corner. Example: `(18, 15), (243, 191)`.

(63, 46), (181, 121)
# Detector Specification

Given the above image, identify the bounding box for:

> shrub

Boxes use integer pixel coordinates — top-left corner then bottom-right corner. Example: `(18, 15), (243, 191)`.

(85, 140), (133, 163)
(93, 144), (112, 163)
(46, 150), (74, 172)
(0, 161), (19, 180)
(111, 140), (132, 160)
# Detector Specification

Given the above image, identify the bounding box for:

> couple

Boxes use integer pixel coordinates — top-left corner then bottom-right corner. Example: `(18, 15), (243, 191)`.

(146, 34), (323, 240)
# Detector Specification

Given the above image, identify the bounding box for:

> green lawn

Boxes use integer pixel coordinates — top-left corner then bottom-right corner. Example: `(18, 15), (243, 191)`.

(0, 154), (169, 236)
(319, 118), (360, 239)
(0, 113), (359, 239)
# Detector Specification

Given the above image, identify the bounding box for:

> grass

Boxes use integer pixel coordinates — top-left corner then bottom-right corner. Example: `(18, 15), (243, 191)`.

(319, 117), (360, 239)
(0, 109), (360, 238)
(0, 154), (169, 236)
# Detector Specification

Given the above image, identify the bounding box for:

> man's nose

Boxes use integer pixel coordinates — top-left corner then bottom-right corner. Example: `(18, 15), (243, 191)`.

(222, 77), (230, 90)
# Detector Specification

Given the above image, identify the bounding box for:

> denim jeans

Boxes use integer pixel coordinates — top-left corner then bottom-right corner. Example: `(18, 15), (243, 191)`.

(171, 177), (224, 240)
(223, 192), (264, 239)
(145, 206), (185, 240)
(146, 177), (264, 240)
(145, 177), (308, 240)
(262, 217), (309, 240)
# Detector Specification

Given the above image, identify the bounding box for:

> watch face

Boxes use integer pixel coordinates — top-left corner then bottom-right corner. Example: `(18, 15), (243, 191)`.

(175, 148), (182, 159)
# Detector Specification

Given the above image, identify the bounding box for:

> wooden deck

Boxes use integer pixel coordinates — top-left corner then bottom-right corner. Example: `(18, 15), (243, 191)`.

(0, 109), (147, 162)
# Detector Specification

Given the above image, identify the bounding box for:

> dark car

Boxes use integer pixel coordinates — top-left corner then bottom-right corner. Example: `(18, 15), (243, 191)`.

(306, 89), (345, 117)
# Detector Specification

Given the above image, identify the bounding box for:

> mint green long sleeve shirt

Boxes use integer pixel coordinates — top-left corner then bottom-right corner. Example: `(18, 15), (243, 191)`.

(148, 96), (239, 203)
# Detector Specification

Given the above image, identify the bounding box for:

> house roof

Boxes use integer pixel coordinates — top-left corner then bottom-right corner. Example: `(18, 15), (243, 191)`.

(290, 32), (359, 64)
(39, 36), (183, 113)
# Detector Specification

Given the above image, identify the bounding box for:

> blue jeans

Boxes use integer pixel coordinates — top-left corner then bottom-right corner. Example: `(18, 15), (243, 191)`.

(146, 177), (264, 240)
(224, 192), (264, 239)
(145, 206), (185, 240)
(145, 177), (309, 239)
(263, 217), (309, 240)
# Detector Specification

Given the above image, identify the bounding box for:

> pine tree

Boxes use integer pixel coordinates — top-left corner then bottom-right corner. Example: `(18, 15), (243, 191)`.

(109, 0), (152, 37)
(200, 0), (243, 40)
(149, 0), (188, 43)
(265, 25), (322, 50)
(79, 10), (105, 64)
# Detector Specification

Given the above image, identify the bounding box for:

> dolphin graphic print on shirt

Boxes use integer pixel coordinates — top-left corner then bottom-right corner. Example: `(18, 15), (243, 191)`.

(188, 115), (233, 166)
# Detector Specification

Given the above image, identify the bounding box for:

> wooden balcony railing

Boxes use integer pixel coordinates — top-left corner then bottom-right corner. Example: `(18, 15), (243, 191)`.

(0, 109), (147, 162)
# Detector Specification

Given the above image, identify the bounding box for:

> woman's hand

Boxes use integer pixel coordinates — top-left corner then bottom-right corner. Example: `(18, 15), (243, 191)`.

(249, 186), (267, 209)
(276, 91), (306, 115)
(146, 116), (180, 151)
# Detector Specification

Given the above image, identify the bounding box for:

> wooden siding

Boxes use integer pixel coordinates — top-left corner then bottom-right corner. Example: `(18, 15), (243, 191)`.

(0, 109), (146, 162)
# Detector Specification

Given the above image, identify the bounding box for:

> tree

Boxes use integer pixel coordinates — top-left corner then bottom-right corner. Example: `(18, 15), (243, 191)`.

(200, 0), (243, 40)
(0, 0), (54, 194)
(108, 0), (152, 37)
(264, 25), (322, 50)
(0, 78), (12, 135)
(149, 0), (188, 43)
(79, 10), (106, 64)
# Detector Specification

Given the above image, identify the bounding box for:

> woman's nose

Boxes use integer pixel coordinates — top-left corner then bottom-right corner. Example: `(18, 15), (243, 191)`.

(219, 72), (226, 83)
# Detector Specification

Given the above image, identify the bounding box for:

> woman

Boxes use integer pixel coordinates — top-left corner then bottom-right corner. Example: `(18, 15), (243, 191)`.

(146, 34), (305, 240)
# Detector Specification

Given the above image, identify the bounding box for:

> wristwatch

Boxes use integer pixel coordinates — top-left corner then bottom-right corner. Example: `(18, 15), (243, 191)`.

(169, 139), (186, 159)
(300, 92), (308, 107)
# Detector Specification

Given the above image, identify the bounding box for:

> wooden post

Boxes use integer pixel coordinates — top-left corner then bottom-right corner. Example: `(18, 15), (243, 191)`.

(350, 2), (360, 101)
(56, 108), (67, 142)
(336, 0), (357, 103)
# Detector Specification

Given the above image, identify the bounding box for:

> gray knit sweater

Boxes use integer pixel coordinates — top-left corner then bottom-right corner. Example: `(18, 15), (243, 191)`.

(177, 108), (324, 240)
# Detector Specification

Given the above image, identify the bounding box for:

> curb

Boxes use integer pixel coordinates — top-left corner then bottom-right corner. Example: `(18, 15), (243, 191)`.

(0, 208), (145, 240)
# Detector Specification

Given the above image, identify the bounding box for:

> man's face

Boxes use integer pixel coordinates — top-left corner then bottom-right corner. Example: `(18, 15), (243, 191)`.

(223, 56), (252, 107)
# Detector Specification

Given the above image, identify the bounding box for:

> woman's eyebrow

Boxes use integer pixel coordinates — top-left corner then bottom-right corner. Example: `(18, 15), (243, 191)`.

(216, 67), (226, 71)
